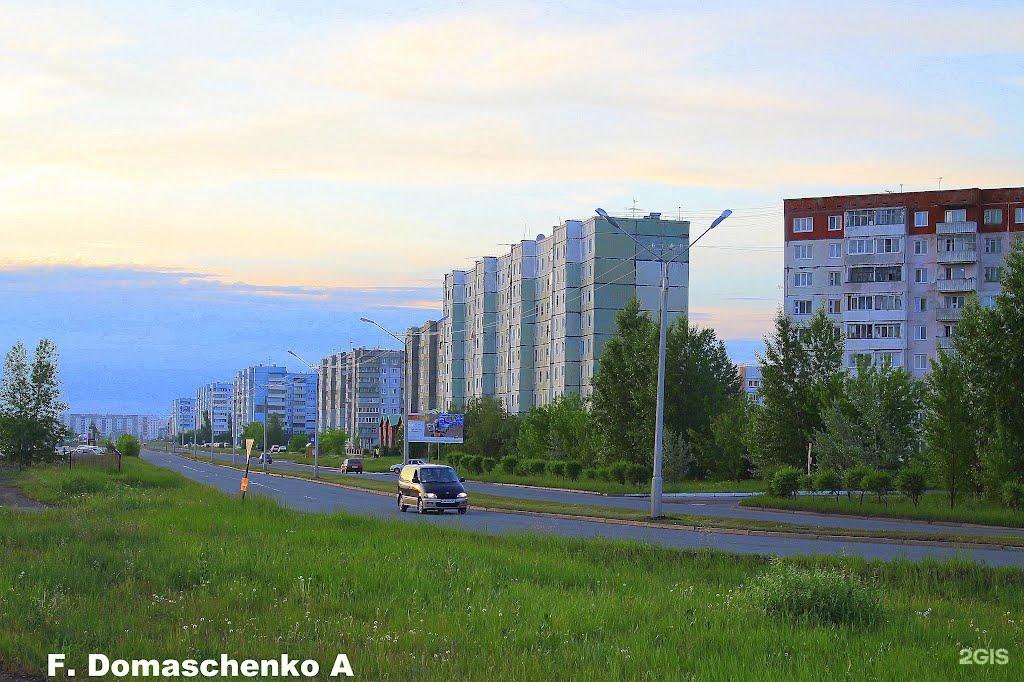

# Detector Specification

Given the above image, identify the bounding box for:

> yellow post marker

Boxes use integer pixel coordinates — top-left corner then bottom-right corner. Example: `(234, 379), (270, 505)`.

(240, 477), (250, 493)
(241, 439), (256, 499)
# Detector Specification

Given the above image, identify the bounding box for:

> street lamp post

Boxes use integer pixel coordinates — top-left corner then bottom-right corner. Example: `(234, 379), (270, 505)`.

(288, 349), (322, 479)
(359, 318), (411, 466)
(594, 207), (732, 517)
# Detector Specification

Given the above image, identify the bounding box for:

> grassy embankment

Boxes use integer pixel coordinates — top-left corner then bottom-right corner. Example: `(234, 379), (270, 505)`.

(175, 451), (1024, 548)
(743, 492), (1024, 529)
(2, 458), (1024, 680)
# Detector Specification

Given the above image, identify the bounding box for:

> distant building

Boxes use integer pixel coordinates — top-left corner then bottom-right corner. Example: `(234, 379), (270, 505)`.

(439, 270), (468, 411)
(232, 364), (317, 440)
(406, 320), (440, 414)
(318, 352), (348, 432)
(63, 413), (167, 441)
(195, 381), (233, 438)
(316, 348), (405, 450)
(737, 364), (763, 404)
(169, 398), (194, 440)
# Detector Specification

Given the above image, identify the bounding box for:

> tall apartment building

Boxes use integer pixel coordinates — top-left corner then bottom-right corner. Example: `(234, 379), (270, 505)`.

(436, 210), (690, 413)
(343, 348), (404, 449)
(318, 352), (348, 431)
(439, 271), (467, 410)
(784, 187), (1024, 376)
(195, 381), (233, 437)
(63, 413), (167, 440)
(232, 364), (317, 438)
(169, 398), (194, 439)
(406, 320), (440, 414)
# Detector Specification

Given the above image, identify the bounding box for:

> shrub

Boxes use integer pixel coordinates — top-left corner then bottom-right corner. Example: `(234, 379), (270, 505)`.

(564, 461), (584, 481)
(746, 561), (881, 627)
(1002, 481), (1024, 510)
(499, 456), (519, 474)
(447, 453), (462, 468)
(608, 461), (630, 484)
(862, 471), (893, 504)
(116, 434), (140, 458)
(546, 461), (567, 478)
(896, 465), (928, 506)
(519, 458), (547, 476)
(623, 462), (648, 486)
(768, 466), (802, 498)
(798, 474), (815, 493)
(814, 468), (842, 498)
(845, 464), (874, 504)
(582, 467), (598, 480)
(481, 457), (497, 472)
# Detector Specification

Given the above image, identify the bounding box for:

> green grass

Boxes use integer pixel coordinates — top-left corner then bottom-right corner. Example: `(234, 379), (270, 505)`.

(3, 459), (1024, 680)
(285, 452), (403, 473)
(442, 466), (766, 495)
(743, 492), (1024, 529)
(175, 452), (1024, 549)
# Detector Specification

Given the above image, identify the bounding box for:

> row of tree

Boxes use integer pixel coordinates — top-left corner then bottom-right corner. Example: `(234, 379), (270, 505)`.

(0, 340), (68, 468)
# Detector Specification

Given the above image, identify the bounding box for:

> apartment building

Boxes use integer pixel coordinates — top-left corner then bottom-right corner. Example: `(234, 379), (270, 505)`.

(737, 364), (763, 404)
(439, 271), (467, 410)
(195, 380), (233, 437)
(287, 373), (317, 437)
(406, 320), (440, 414)
(337, 348), (404, 450)
(169, 398), (194, 439)
(436, 210), (690, 413)
(318, 352), (348, 431)
(232, 364), (317, 438)
(784, 187), (1024, 376)
(63, 413), (167, 440)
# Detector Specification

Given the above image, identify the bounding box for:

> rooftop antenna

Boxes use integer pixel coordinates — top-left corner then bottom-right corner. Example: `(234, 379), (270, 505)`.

(677, 205), (684, 220)
(625, 197), (644, 219)
(936, 176), (943, 190)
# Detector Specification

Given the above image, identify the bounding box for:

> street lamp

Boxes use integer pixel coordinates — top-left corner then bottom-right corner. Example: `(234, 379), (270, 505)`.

(288, 349), (322, 479)
(359, 317), (411, 466)
(594, 206), (731, 517)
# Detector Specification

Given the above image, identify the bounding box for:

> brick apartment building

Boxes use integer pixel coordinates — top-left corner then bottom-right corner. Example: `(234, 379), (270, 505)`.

(784, 186), (1024, 376)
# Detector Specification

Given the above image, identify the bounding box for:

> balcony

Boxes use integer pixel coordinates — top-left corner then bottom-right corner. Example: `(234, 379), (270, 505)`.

(844, 223), (907, 239)
(936, 221), (977, 235)
(937, 247), (977, 264)
(935, 307), (964, 322)
(936, 276), (976, 293)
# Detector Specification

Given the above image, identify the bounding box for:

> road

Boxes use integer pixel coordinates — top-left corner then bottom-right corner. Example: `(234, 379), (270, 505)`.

(144, 450), (1024, 567)
(189, 448), (1024, 538)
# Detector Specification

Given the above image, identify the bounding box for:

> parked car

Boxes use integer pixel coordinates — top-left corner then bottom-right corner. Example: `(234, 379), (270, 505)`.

(269, 445), (284, 453)
(397, 464), (468, 514)
(258, 453), (273, 464)
(389, 458), (425, 474)
(341, 457), (363, 474)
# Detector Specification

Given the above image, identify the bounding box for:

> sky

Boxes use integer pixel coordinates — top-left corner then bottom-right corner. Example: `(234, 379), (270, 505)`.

(1, 0), (1022, 413)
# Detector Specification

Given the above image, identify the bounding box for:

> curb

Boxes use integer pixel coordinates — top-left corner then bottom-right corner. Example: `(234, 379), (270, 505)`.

(164, 451), (1024, 554)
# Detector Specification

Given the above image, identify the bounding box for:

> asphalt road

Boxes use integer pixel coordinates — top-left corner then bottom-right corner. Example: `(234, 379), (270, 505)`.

(190, 448), (1024, 538)
(144, 450), (1024, 567)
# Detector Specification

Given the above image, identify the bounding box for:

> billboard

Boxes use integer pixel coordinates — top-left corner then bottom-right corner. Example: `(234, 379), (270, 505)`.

(406, 413), (464, 443)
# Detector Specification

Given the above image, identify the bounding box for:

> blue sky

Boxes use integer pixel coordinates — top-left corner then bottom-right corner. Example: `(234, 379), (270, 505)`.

(1, 1), (1021, 413)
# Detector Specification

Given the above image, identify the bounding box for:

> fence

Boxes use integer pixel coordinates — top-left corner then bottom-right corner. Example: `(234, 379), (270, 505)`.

(67, 447), (122, 472)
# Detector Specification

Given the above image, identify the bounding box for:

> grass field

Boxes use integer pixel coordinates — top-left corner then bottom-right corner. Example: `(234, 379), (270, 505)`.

(743, 492), (1024, 529)
(3, 459), (1024, 680)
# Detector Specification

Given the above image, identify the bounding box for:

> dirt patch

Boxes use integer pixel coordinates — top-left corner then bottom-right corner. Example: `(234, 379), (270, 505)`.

(0, 485), (48, 510)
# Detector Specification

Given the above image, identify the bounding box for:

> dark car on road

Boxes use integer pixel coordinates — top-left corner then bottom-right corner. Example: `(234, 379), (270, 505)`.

(397, 464), (468, 514)
(341, 457), (363, 474)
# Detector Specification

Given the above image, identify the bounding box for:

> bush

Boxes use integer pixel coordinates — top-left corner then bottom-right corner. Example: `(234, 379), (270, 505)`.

(481, 457), (497, 472)
(768, 466), (802, 498)
(518, 458), (547, 476)
(116, 434), (140, 458)
(499, 456), (519, 474)
(469, 456), (485, 473)
(814, 468), (842, 498)
(608, 461), (630, 484)
(1002, 481), (1024, 510)
(447, 453), (462, 468)
(623, 462), (648, 486)
(288, 435), (308, 452)
(581, 467), (598, 480)
(798, 474), (815, 493)
(845, 464), (874, 504)
(862, 471), (893, 504)
(546, 461), (567, 478)
(564, 461), (584, 481)
(746, 561), (881, 627)
(896, 465), (928, 506)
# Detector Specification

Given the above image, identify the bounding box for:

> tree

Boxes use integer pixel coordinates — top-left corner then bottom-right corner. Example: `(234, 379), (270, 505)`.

(691, 397), (751, 480)
(116, 434), (141, 457)
(922, 349), (978, 508)
(266, 413), (286, 447)
(665, 320), (741, 443)
(0, 340), (68, 468)
(813, 358), (921, 472)
(896, 465), (927, 507)
(517, 395), (602, 464)
(320, 429), (348, 457)
(591, 298), (658, 464)
(463, 397), (518, 457)
(288, 434), (309, 452)
(240, 422), (264, 448)
(200, 410), (213, 444)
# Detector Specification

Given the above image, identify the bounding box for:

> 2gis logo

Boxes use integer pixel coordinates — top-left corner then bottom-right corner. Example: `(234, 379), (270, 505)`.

(958, 648), (1009, 665)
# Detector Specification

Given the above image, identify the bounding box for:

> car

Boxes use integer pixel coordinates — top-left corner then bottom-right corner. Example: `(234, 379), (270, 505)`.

(389, 458), (425, 474)
(269, 445), (284, 453)
(258, 453), (273, 464)
(397, 464), (468, 514)
(341, 457), (363, 474)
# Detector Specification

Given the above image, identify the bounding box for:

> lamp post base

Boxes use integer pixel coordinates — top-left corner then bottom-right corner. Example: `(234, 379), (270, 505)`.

(650, 474), (663, 518)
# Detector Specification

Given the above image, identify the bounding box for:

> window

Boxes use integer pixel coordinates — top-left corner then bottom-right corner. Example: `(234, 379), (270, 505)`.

(828, 271), (841, 286)
(845, 208), (906, 227)
(984, 267), (1003, 283)
(875, 323), (901, 339)
(793, 217), (813, 233)
(875, 237), (901, 253)
(914, 239), (927, 255)
(1016, 207), (1024, 224)
(846, 323), (872, 339)
(794, 272), (813, 287)
(984, 237), (1002, 254)
(914, 211), (929, 227)
(945, 208), (967, 223)
(827, 299), (841, 314)
(914, 325), (927, 341)
(848, 238), (874, 255)
(984, 209), (1003, 225)
(915, 297), (928, 312)
(913, 354), (928, 370)
(848, 295), (872, 311)
(793, 300), (812, 315)
(794, 244), (813, 260)
(914, 268), (929, 284)
(828, 215), (842, 231)
(829, 242), (842, 259)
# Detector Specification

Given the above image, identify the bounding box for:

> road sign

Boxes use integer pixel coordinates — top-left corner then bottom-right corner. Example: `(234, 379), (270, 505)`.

(245, 438), (255, 459)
